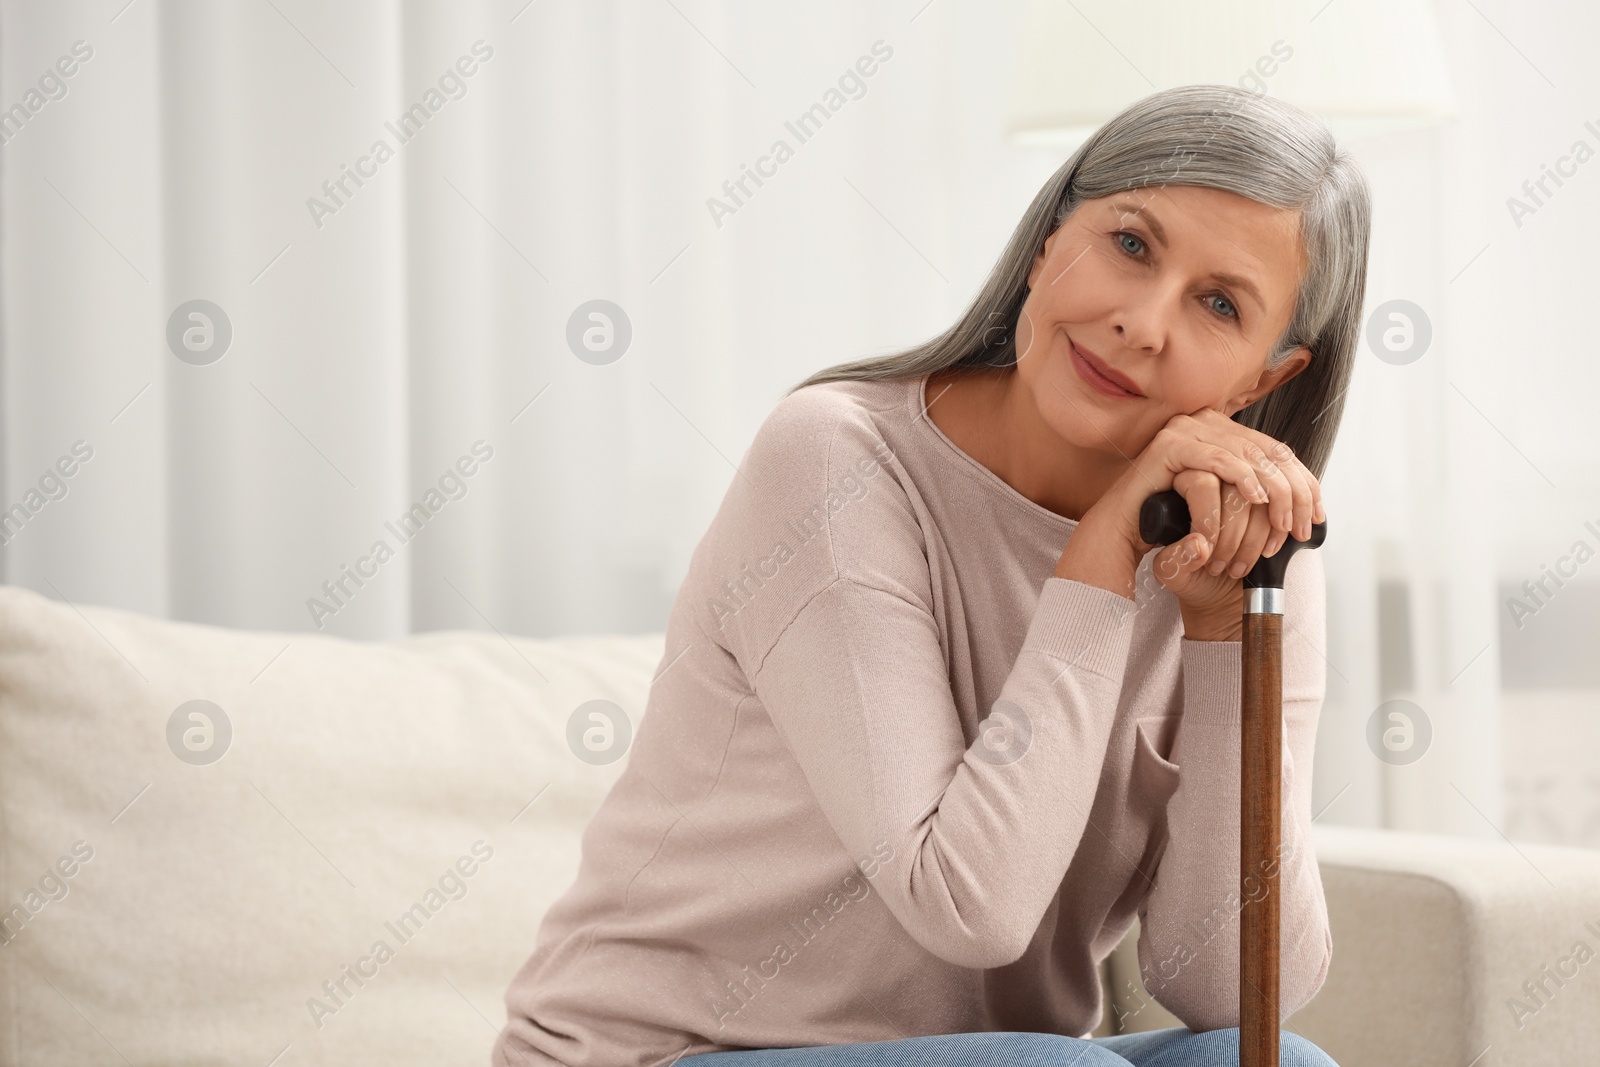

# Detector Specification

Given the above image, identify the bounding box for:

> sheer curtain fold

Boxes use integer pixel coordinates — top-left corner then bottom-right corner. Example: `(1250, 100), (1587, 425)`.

(6, 0), (1573, 840)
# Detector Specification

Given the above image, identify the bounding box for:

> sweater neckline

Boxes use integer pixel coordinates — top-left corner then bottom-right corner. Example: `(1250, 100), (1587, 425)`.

(908, 371), (1081, 532)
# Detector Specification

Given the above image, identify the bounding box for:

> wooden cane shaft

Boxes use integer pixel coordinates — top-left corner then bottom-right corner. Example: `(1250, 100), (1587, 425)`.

(1241, 611), (1281, 1067)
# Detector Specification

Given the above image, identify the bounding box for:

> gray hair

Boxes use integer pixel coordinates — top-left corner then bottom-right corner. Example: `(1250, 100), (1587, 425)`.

(787, 84), (1371, 481)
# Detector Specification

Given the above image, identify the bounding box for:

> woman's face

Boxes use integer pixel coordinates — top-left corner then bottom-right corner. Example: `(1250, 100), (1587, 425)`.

(1016, 184), (1311, 456)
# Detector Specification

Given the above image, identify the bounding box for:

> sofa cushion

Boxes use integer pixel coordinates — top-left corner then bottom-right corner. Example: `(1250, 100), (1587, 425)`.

(1104, 823), (1600, 1064)
(1294, 823), (1600, 1066)
(0, 584), (662, 1066)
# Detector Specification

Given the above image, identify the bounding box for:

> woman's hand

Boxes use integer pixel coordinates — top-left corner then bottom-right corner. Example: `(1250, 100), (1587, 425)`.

(1142, 465), (1283, 639)
(1056, 410), (1325, 638)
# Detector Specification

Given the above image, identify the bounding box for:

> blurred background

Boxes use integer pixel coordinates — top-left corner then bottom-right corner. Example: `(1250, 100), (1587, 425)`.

(1, 0), (1594, 850)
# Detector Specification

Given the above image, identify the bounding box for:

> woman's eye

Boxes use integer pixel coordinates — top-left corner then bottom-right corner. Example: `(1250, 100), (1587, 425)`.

(1115, 231), (1145, 256)
(1207, 294), (1238, 319)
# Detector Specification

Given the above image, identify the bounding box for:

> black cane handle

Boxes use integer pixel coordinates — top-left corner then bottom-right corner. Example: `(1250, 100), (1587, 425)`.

(1138, 489), (1326, 590)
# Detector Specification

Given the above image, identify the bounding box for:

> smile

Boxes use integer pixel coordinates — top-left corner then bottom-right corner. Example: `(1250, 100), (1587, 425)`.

(1068, 337), (1143, 398)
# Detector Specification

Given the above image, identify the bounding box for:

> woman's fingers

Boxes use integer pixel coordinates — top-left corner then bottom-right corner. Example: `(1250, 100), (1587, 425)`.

(1241, 438), (1296, 538)
(1262, 439), (1314, 547)
(1208, 483), (1251, 574)
(1152, 426), (1270, 507)
(1187, 411), (1320, 548)
(1167, 467), (1255, 578)
(1239, 501), (1276, 576)
(1172, 468), (1223, 546)
(1224, 427), (1301, 541)
(1216, 499), (1274, 578)
(1160, 531), (1214, 588)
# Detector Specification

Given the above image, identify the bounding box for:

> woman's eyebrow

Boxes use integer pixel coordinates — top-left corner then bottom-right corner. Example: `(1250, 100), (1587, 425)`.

(1110, 199), (1169, 247)
(1108, 199), (1266, 314)
(1211, 269), (1266, 314)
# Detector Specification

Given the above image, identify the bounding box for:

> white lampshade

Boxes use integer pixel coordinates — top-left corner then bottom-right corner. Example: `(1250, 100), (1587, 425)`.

(1008, 0), (1457, 148)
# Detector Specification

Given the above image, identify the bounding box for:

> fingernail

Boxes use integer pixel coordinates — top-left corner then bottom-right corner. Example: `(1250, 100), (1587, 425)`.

(1230, 560), (1248, 577)
(1209, 560), (1225, 575)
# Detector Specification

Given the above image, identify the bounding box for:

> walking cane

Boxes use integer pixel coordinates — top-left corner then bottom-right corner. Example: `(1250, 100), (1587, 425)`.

(1140, 489), (1327, 1067)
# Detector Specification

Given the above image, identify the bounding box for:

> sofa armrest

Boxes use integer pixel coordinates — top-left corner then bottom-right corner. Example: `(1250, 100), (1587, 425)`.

(1101, 824), (1600, 1065)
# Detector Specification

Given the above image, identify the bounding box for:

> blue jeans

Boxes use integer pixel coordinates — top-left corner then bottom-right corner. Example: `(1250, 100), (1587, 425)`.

(679, 1028), (1339, 1066)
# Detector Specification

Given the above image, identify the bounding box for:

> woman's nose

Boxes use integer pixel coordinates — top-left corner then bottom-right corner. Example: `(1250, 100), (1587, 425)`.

(1109, 282), (1180, 354)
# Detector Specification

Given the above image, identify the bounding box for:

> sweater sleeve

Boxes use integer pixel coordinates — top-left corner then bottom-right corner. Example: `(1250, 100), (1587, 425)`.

(750, 573), (1138, 970)
(1134, 547), (1333, 1030)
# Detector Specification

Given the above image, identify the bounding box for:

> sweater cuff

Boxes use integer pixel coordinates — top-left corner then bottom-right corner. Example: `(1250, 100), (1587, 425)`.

(1180, 637), (1242, 724)
(1021, 577), (1138, 681)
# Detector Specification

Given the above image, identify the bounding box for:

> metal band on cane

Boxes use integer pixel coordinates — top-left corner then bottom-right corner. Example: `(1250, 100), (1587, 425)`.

(1247, 587), (1284, 615)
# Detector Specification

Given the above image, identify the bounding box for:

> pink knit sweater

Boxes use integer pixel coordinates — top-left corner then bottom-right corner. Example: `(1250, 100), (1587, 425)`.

(494, 373), (1332, 1067)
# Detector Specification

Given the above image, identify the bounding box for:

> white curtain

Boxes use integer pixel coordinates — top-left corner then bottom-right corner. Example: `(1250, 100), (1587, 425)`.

(4, 0), (1595, 842)
(0, 0), (1040, 639)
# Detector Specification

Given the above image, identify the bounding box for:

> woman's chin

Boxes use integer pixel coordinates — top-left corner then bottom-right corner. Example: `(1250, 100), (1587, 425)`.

(1031, 356), (1132, 444)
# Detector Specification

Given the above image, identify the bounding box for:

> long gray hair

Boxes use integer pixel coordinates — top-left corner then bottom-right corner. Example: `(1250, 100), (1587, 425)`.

(787, 84), (1371, 481)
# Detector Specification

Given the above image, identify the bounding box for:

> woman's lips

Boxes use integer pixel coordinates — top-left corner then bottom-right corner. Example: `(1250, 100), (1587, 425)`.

(1069, 339), (1143, 399)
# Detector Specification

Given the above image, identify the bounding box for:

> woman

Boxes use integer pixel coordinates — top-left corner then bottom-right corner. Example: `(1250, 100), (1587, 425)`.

(496, 84), (1368, 1067)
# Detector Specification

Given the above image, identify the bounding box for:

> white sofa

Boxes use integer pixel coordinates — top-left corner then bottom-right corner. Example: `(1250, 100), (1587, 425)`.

(1, 585), (1596, 1066)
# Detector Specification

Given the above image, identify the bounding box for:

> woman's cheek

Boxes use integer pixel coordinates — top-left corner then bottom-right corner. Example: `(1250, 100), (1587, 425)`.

(1004, 305), (1028, 361)
(1160, 374), (1213, 416)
